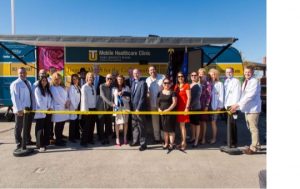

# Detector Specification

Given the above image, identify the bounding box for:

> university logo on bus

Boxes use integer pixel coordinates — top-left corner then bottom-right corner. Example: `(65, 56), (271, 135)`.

(88, 50), (98, 61)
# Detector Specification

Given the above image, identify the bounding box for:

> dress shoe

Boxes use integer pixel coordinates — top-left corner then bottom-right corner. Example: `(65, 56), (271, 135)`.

(16, 144), (21, 149)
(130, 142), (139, 147)
(80, 142), (88, 147)
(26, 141), (36, 145)
(69, 139), (77, 143)
(49, 139), (55, 145)
(139, 145), (147, 151)
(88, 141), (95, 145)
(55, 142), (66, 146)
(243, 148), (255, 155)
(187, 139), (195, 144)
(154, 140), (162, 144)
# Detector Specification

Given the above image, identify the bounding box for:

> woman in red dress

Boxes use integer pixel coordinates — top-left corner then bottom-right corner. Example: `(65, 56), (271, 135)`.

(174, 72), (191, 150)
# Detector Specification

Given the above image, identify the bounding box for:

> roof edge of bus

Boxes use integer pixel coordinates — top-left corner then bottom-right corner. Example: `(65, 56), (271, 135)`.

(0, 35), (238, 48)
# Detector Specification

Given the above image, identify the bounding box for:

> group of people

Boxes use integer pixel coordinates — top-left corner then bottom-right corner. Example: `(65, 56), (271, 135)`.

(10, 64), (261, 154)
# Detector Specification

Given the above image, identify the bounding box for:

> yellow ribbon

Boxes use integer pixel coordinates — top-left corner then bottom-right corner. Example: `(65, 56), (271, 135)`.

(24, 110), (230, 115)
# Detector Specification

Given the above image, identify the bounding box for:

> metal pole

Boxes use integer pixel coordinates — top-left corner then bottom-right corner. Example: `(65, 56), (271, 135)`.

(11, 0), (15, 35)
(227, 112), (232, 148)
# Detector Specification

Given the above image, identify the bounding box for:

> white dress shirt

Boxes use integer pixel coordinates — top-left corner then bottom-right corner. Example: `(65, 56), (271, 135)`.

(211, 81), (224, 110)
(238, 77), (261, 113)
(50, 85), (69, 122)
(224, 77), (241, 108)
(10, 78), (32, 113)
(146, 74), (165, 108)
(81, 83), (96, 111)
(68, 85), (81, 120)
(34, 87), (53, 119)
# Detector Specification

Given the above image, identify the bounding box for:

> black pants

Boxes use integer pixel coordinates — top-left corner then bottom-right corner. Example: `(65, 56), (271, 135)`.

(14, 112), (33, 146)
(81, 109), (96, 144)
(100, 114), (112, 140)
(69, 118), (80, 140)
(35, 116), (50, 148)
(55, 121), (65, 144)
(96, 116), (104, 140)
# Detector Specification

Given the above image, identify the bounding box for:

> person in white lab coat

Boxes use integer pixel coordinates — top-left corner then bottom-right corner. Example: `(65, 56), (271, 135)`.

(34, 76), (53, 152)
(68, 74), (81, 143)
(208, 68), (224, 144)
(80, 72), (97, 147)
(230, 66), (262, 154)
(50, 72), (70, 146)
(146, 65), (165, 143)
(10, 67), (35, 149)
(224, 67), (241, 147)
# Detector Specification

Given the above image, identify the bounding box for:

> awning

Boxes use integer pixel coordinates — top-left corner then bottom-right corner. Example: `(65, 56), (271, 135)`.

(0, 35), (238, 48)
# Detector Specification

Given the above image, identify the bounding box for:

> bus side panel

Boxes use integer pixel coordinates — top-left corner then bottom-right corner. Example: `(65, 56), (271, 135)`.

(0, 42), (36, 107)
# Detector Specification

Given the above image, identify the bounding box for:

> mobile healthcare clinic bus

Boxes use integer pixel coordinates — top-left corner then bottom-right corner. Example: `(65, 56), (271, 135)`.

(0, 35), (243, 118)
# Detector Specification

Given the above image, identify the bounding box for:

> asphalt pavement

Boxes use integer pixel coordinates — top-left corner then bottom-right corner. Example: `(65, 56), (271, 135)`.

(0, 109), (266, 188)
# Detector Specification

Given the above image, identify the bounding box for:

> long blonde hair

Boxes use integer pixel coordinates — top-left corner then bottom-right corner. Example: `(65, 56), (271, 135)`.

(208, 68), (220, 81)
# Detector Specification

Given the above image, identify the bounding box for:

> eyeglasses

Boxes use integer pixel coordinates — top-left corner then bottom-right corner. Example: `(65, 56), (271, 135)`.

(177, 75), (184, 78)
(191, 75), (197, 77)
(163, 82), (170, 85)
(106, 78), (112, 80)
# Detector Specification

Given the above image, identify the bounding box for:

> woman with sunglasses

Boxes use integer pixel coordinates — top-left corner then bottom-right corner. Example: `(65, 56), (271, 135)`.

(174, 72), (191, 151)
(157, 78), (177, 150)
(68, 74), (81, 143)
(80, 72), (97, 147)
(189, 71), (202, 147)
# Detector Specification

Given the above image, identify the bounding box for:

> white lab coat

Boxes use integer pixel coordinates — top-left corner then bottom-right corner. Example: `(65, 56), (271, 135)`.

(10, 78), (32, 114)
(31, 80), (39, 111)
(50, 85), (69, 122)
(146, 74), (165, 108)
(238, 77), (261, 113)
(81, 83), (96, 111)
(224, 77), (241, 108)
(68, 85), (81, 120)
(211, 81), (224, 110)
(34, 87), (53, 119)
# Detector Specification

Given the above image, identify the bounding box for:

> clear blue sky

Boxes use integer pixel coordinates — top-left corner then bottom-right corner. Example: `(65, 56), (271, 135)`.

(0, 0), (265, 62)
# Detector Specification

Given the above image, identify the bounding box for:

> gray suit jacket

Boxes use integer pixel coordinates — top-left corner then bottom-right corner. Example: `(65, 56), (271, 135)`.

(131, 79), (148, 111)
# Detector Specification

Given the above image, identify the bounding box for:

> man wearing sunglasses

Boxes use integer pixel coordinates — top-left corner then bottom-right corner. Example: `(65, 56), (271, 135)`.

(98, 74), (116, 144)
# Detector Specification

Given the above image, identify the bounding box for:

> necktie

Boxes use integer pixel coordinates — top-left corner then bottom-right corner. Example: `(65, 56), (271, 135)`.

(24, 80), (32, 109)
(134, 80), (138, 93)
(243, 79), (248, 91)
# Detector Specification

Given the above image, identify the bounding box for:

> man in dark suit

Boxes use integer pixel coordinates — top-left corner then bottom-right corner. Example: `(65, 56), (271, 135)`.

(93, 64), (106, 141)
(130, 69), (148, 151)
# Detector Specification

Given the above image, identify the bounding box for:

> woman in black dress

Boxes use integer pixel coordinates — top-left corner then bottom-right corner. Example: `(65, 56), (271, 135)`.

(157, 78), (177, 150)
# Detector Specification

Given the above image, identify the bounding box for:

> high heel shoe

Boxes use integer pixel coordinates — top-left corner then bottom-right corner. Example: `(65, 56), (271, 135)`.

(162, 144), (169, 150)
(116, 139), (121, 147)
(209, 139), (216, 144)
(168, 143), (175, 150)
